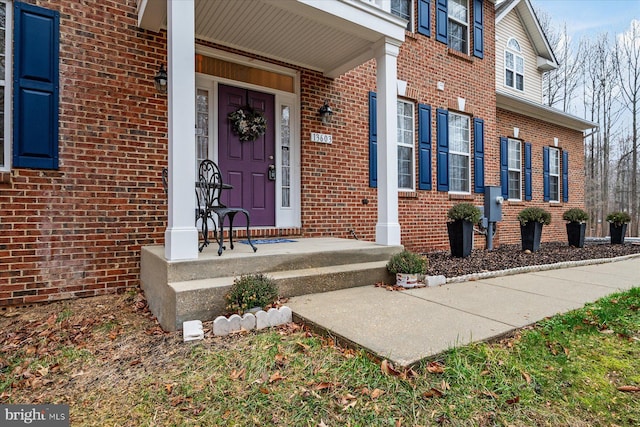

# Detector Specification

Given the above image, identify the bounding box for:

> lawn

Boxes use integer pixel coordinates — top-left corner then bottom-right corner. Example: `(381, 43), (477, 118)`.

(1, 286), (639, 426)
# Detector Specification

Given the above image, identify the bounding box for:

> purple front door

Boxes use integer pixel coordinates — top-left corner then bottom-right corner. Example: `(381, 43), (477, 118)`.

(218, 84), (276, 226)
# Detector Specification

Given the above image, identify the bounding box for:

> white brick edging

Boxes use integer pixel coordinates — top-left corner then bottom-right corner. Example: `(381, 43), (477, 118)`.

(445, 253), (640, 284)
(212, 306), (293, 337)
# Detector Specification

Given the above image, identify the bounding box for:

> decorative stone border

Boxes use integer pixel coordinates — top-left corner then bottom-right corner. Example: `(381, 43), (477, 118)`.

(212, 306), (293, 337)
(445, 253), (640, 284)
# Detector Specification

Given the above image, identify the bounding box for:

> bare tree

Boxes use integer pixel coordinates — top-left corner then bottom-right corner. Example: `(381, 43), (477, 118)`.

(615, 19), (640, 236)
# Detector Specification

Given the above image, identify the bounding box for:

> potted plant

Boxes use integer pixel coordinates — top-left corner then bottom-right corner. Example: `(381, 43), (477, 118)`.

(386, 250), (428, 288)
(446, 203), (482, 258)
(517, 207), (551, 252)
(562, 208), (589, 248)
(225, 274), (279, 314)
(606, 211), (631, 244)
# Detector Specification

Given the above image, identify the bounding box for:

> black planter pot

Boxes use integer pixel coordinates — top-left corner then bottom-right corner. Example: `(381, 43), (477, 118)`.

(447, 220), (474, 258)
(610, 223), (628, 244)
(520, 222), (543, 252)
(566, 222), (586, 248)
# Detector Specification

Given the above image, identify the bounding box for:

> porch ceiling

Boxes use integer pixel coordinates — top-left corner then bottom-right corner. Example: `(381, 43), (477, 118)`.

(138, 0), (407, 78)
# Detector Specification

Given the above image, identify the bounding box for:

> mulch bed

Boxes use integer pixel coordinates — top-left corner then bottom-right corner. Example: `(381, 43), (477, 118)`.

(424, 241), (640, 278)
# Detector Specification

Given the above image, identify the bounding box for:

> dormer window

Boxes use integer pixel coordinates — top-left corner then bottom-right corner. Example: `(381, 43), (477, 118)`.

(505, 38), (524, 91)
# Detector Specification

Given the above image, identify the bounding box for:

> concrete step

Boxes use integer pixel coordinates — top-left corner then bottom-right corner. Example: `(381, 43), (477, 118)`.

(142, 238), (402, 282)
(152, 260), (394, 331)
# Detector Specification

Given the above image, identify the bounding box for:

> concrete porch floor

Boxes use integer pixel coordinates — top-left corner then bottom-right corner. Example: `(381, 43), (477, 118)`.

(140, 237), (403, 331)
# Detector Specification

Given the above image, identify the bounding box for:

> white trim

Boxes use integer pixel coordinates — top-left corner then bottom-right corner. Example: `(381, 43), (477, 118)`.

(397, 99), (415, 192)
(448, 0), (470, 55)
(194, 46), (301, 229)
(448, 111), (471, 194)
(1, 0), (12, 172)
(507, 138), (522, 201)
(549, 147), (560, 202)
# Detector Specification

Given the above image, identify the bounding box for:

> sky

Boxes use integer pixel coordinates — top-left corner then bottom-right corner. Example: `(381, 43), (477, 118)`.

(531, 0), (639, 40)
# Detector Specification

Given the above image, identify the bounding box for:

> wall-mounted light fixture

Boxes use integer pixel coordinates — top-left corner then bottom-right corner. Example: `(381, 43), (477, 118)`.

(318, 100), (333, 124)
(154, 64), (168, 94)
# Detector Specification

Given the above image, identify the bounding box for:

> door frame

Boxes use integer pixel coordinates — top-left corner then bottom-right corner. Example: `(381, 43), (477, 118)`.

(195, 45), (301, 229)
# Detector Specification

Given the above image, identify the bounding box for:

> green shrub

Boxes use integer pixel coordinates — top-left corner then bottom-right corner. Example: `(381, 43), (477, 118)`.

(386, 250), (428, 274)
(517, 207), (551, 226)
(562, 208), (589, 223)
(225, 274), (279, 314)
(606, 211), (631, 226)
(447, 203), (482, 224)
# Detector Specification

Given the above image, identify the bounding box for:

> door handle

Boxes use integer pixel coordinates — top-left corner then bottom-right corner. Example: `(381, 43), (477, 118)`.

(268, 165), (276, 181)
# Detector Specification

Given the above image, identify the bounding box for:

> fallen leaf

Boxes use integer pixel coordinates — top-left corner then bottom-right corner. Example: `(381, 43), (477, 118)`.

(563, 347), (570, 357)
(230, 368), (246, 381)
(341, 399), (357, 411)
(269, 371), (285, 383)
(440, 380), (450, 391)
(480, 390), (499, 399)
(522, 372), (531, 384)
(296, 341), (311, 352)
(506, 396), (520, 405)
(617, 385), (640, 392)
(170, 396), (185, 406)
(318, 421), (328, 427)
(371, 388), (385, 399)
(381, 360), (401, 377)
(395, 419), (403, 427)
(480, 370), (490, 376)
(422, 388), (443, 399)
(314, 382), (339, 391)
(165, 383), (176, 394)
(259, 387), (270, 394)
(426, 361), (445, 374)
(274, 353), (288, 367)
(36, 366), (49, 377)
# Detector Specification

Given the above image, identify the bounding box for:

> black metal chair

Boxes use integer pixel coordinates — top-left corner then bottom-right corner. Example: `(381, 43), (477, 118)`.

(195, 159), (257, 255)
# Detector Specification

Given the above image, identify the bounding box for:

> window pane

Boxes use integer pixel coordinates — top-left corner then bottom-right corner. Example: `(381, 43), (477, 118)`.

(398, 146), (413, 189)
(448, 114), (469, 153)
(507, 38), (520, 52)
(550, 149), (559, 175)
(448, 21), (467, 53)
(550, 176), (559, 201)
(449, 0), (468, 23)
(516, 56), (524, 73)
(281, 105), (291, 207)
(195, 89), (209, 173)
(516, 74), (524, 90)
(508, 170), (521, 199)
(505, 52), (514, 69)
(506, 70), (514, 87)
(391, 0), (411, 30)
(449, 153), (469, 192)
(508, 140), (521, 169)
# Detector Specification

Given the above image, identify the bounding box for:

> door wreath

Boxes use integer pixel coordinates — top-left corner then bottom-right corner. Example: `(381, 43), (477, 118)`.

(228, 106), (267, 142)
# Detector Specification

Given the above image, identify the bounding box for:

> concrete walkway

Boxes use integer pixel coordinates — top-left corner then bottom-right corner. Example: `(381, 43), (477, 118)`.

(287, 256), (640, 367)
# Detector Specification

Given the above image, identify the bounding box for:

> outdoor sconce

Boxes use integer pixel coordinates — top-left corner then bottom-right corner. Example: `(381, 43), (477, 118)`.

(318, 100), (333, 124)
(154, 64), (168, 94)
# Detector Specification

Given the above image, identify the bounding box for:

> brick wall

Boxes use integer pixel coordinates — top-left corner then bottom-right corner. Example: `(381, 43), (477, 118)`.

(496, 108), (586, 245)
(0, 0), (167, 306)
(298, 1), (497, 253)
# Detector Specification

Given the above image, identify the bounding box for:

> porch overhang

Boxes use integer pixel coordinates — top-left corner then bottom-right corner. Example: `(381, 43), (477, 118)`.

(497, 91), (599, 132)
(138, 0), (407, 78)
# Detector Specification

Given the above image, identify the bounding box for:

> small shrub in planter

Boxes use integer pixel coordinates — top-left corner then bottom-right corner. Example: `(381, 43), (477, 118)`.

(447, 203), (481, 258)
(517, 207), (551, 252)
(562, 208), (589, 248)
(225, 274), (279, 314)
(386, 250), (428, 288)
(606, 211), (631, 244)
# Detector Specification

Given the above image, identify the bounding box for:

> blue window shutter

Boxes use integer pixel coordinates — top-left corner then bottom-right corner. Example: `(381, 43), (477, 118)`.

(436, 109), (449, 191)
(524, 142), (532, 201)
(418, 0), (431, 37)
(436, 0), (448, 44)
(473, 0), (484, 58)
(369, 92), (377, 188)
(473, 118), (484, 193)
(418, 104), (432, 190)
(13, 2), (60, 170)
(562, 151), (569, 202)
(543, 146), (550, 202)
(500, 137), (508, 199)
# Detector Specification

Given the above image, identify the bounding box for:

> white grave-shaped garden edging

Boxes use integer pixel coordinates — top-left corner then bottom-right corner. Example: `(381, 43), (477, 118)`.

(212, 306), (292, 337)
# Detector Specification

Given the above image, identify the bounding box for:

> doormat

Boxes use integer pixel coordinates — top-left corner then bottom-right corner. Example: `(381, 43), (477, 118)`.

(239, 238), (297, 245)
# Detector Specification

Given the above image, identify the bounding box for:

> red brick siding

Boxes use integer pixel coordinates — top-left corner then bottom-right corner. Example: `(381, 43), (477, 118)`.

(496, 108), (586, 245)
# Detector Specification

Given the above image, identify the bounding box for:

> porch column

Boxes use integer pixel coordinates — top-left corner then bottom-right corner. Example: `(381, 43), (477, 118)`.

(374, 40), (402, 246)
(165, 0), (199, 260)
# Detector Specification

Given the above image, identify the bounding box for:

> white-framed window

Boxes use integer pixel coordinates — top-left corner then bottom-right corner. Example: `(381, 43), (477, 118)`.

(505, 38), (524, 91)
(448, 0), (469, 54)
(448, 112), (470, 193)
(195, 87), (211, 175)
(0, 0), (12, 171)
(280, 104), (291, 208)
(549, 147), (560, 202)
(391, 0), (414, 32)
(508, 138), (522, 200)
(397, 99), (415, 191)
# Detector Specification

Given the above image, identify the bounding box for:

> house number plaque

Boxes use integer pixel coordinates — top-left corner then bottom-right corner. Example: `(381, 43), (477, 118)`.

(310, 133), (332, 144)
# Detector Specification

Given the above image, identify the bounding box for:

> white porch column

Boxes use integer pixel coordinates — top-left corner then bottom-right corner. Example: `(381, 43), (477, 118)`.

(165, 0), (199, 260)
(374, 40), (401, 246)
